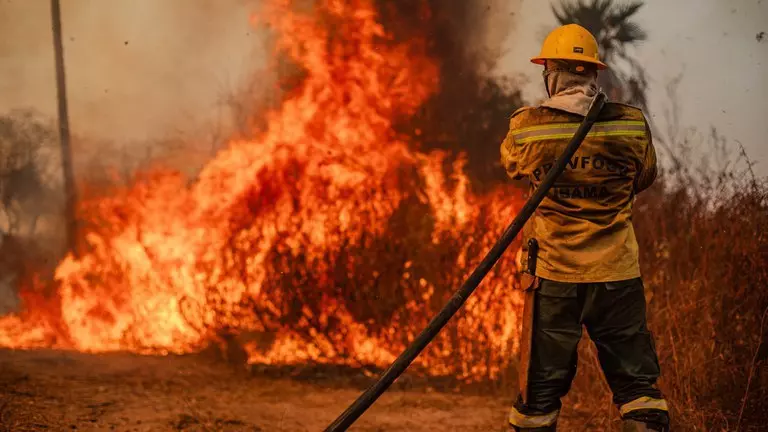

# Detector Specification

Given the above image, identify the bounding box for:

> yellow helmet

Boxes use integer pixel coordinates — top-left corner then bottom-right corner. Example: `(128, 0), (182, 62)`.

(531, 24), (607, 69)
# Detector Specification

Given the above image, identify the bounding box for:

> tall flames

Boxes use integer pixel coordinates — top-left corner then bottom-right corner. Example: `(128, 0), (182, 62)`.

(0, 0), (524, 381)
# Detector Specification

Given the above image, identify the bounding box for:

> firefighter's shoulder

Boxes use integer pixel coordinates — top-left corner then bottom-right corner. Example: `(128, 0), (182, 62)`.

(510, 106), (535, 119)
(508, 106), (536, 128)
(604, 101), (646, 121)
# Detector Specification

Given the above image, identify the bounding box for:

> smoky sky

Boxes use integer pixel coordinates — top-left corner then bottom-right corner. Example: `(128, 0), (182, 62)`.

(0, 0), (268, 143)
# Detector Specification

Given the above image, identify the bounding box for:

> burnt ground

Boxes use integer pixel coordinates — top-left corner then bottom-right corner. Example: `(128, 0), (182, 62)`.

(0, 349), (516, 432)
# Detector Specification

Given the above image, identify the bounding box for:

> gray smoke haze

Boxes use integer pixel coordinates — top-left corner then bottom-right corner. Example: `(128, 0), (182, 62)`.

(0, 0), (270, 150)
(0, 1), (524, 147)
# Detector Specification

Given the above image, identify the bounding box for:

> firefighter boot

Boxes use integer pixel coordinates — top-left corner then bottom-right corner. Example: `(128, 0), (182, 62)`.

(508, 401), (559, 431)
(621, 409), (670, 432)
(622, 420), (669, 432)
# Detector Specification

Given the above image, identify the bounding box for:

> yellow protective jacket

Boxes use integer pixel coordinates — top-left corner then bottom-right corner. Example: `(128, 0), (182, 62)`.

(500, 102), (657, 282)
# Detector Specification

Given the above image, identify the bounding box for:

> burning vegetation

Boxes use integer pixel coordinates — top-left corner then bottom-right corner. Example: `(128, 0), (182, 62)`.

(1, 0), (767, 430)
(0, 0), (525, 382)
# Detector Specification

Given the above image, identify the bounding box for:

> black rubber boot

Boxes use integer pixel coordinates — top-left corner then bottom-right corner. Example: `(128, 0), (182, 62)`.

(621, 409), (670, 432)
(622, 419), (669, 432)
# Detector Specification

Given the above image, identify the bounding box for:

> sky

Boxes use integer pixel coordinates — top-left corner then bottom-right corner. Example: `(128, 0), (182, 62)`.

(1, 0), (766, 175)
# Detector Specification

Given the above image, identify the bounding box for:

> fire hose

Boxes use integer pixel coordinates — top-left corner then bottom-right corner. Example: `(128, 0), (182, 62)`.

(325, 91), (607, 431)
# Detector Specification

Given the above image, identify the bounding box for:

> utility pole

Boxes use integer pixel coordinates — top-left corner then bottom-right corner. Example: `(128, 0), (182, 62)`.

(50, 0), (78, 255)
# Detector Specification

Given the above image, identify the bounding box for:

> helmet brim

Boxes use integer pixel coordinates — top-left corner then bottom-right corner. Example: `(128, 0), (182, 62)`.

(531, 55), (608, 70)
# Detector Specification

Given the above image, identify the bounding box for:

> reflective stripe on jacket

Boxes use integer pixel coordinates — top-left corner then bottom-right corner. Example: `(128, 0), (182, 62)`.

(500, 102), (657, 282)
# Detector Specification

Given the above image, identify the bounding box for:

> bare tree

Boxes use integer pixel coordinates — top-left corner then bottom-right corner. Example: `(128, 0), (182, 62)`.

(0, 111), (60, 239)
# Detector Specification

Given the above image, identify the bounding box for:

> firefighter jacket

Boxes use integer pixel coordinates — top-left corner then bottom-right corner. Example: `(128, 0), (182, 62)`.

(500, 102), (657, 282)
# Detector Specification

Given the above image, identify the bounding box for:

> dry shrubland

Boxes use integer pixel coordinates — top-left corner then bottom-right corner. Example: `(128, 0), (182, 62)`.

(2, 101), (765, 432)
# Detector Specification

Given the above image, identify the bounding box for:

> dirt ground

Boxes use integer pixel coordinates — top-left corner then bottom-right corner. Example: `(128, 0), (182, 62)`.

(0, 349), (517, 432)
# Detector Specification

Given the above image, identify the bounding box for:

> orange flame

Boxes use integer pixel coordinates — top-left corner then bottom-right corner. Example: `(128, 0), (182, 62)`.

(0, 0), (524, 381)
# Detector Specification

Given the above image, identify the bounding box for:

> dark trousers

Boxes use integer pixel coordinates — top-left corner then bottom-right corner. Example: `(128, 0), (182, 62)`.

(518, 277), (663, 415)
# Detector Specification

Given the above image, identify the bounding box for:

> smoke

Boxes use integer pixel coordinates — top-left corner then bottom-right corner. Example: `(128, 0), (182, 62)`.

(1, 0), (527, 186)
(0, 0), (270, 161)
(372, 0), (526, 186)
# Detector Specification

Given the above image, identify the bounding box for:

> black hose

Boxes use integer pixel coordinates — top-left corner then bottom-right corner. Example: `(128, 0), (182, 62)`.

(325, 92), (607, 431)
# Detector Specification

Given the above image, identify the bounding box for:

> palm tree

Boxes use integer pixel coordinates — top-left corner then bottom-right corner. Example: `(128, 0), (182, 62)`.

(552, 0), (649, 109)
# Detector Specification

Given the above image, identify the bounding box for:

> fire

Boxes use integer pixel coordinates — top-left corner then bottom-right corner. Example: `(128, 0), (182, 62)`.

(0, 0), (524, 381)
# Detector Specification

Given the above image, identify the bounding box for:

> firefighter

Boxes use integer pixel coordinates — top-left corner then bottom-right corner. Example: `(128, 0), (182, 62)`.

(500, 24), (669, 431)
